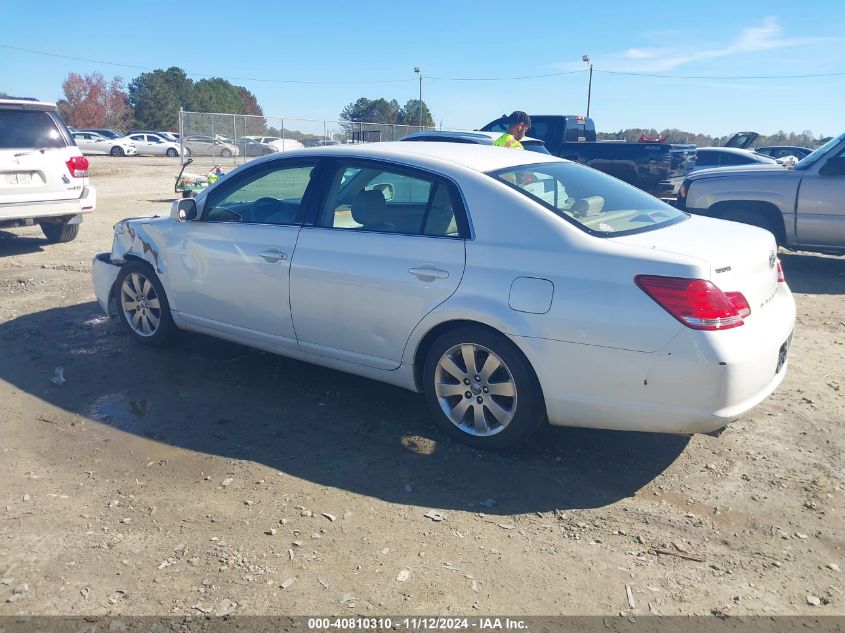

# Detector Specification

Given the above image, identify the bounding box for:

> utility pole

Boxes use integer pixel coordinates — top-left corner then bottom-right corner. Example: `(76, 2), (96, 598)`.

(414, 66), (422, 128)
(582, 54), (593, 118)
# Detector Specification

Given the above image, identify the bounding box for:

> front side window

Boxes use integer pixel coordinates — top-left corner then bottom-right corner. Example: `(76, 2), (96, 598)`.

(490, 161), (687, 237)
(719, 152), (753, 166)
(695, 151), (718, 167)
(318, 163), (462, 237)
(203, 163), (315, 225)
(130, 135), (144, 142)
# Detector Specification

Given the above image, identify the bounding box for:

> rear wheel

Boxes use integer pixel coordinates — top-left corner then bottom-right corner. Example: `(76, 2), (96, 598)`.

(166, 147), (178, 157)
(40, 221), (79, 243)
(422, 326), (546, 450)
(110, 146), (125, 157)
(115, 261), (177, 346)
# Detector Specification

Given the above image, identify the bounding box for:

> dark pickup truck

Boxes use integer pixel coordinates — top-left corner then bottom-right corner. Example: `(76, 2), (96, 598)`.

(481, 115), (694, 198)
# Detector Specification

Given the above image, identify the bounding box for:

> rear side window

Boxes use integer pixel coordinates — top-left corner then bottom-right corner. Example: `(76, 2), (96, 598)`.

(0, 110), (66, 149)
(490, 161), (687, 237)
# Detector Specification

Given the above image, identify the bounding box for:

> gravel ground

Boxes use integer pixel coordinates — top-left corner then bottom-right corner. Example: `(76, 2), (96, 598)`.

(0, 156), (842, 617)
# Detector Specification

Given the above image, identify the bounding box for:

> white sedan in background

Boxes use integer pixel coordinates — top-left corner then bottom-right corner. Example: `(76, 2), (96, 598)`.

(91, 143), (795, 449)
(125, 132), (182, 157)
(72, 131), (137, 157)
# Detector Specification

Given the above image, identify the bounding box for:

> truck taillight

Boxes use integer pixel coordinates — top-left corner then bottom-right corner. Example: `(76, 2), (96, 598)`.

(635, 275), (749, 330)
(65, 156), (89, 178)
(777, 259), (785, 283)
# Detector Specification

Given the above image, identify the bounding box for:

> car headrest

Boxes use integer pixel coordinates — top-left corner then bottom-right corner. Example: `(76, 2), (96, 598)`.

(350, 189), (388, 226)
(572, 196), (605, 216)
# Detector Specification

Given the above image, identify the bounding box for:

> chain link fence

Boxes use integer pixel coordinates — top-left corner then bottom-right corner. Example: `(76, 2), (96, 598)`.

(178, 110), (436, 168)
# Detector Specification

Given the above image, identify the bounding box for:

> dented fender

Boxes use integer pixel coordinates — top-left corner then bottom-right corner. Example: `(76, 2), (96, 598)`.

(111, 216), (172, 275)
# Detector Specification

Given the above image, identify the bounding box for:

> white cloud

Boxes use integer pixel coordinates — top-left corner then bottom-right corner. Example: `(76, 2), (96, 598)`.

(558, 17), (840, 73)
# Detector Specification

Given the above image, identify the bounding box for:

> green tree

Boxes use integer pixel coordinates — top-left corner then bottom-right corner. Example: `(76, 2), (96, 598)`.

(340, 97), (402, 124)
(128, 67), (193, 129)
(398, 98), (434, 127)
(188, 78), (246, 114)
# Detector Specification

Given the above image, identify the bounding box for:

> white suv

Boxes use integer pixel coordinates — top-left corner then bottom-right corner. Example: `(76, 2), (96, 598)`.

(0, 98), (97, 243)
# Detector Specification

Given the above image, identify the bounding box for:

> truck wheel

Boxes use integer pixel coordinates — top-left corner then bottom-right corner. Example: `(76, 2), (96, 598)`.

(40, 221), (80, 243)
(422, 326), (546, 450)
(721, 210), (777, 241)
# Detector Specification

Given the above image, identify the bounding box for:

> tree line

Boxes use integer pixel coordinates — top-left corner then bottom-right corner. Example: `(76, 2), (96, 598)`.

(597, 128), (827, 148)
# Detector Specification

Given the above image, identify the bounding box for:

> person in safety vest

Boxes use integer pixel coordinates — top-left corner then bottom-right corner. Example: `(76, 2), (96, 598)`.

(493, 111), (532, 149)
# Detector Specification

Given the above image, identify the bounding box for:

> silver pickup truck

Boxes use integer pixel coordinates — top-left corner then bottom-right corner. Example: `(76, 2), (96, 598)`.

(677, 132), (845, 256)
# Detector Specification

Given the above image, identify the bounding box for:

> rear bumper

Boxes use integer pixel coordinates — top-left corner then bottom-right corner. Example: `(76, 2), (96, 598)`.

(515, 283), (796, 434)
(0, 186), (96, 222)
(92, 253), (121, 316)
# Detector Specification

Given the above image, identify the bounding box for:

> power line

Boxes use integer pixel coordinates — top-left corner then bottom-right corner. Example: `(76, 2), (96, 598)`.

(596, 69), (845, 79)
(3, 43), (844, 84)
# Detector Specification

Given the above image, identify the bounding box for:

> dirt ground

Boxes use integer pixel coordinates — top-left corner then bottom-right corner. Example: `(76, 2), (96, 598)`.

(0, 156), (842, 617)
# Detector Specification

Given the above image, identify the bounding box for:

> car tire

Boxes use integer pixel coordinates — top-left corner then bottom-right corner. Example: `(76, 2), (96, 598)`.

(110, 146), (125, 157)
(40, 221), (80, 243)
(166, 148), (178, 158)
(422, 326), (546, 450)
(220, 148), (232, 158)
(114, 261), (177, 347)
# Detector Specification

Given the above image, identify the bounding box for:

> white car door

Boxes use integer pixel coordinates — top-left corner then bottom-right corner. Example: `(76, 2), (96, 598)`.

(290, 160), (467, 370)
(73, 133), (96, 154)
(128, 134), (149, 154)
(166, 159), (320, 349)
(145, 134), (166, 156)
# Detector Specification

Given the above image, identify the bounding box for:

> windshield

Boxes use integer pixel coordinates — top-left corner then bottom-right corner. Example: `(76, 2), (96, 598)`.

(489, 162), (687, 237)
(795, 132), (845, 170)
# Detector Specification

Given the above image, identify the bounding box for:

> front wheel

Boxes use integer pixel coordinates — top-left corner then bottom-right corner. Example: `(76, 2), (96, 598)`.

(422, 327), (546, 450)
(166, 147), (178, 157)
(220, 148), (232, 158)
(115, 261), (177, 346)
(110, 146), (125, 157)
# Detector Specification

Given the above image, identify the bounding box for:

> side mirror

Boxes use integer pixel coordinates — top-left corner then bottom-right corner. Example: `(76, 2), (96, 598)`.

(372, 182), (395, 202)
(177, 198), (198, 221)
(819, 156), (845, 176)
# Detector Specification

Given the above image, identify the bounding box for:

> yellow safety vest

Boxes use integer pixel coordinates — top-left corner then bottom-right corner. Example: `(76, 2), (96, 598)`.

(492, 133), (524, 150)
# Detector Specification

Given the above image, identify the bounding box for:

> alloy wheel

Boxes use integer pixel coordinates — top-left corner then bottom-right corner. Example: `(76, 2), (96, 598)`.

(120, 272), (162, 337)
(434, 343), (517, 437)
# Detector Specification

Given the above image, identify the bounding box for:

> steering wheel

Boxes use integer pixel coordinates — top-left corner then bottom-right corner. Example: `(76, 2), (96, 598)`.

(251, 197), (284, 223)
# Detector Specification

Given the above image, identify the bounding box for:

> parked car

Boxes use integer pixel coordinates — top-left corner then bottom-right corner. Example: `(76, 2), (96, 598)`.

(755, 146), (813, 161)
(127, 129), (179, 143)
(232, 137), (278, 157)
(678, 132), (845, 256)
(0, 98), (96, 243)
(82, 128), (125, 140)
(125, 132), (181, 157)
(689, 147), (779, 172)
(401, 130), (550, 154)
(481, 115), (694, 198)
(242, 136), (304, 152)
(182, 135), (240, 158)
(91, 142), (795, 449)
(72, 131), (137, 157)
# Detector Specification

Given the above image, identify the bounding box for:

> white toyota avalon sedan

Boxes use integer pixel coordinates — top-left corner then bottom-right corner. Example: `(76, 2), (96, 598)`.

(92, 143), (795, 449)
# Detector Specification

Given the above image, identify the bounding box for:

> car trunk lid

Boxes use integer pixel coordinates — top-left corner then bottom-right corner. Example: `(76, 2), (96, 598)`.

(612, 215), (781, 322)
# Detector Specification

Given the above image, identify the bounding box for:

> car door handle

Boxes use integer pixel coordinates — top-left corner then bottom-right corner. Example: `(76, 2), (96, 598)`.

(409, 265), (449, 280)
(258, 249), (288, 263)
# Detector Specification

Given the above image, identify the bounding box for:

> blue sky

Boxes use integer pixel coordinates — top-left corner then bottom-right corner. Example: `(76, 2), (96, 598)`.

(1, 0), (843, 136)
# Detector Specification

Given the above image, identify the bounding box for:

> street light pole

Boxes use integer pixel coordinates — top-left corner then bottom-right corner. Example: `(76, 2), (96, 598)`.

(414, 66), (422, 129)
(582, 54), (593, 118)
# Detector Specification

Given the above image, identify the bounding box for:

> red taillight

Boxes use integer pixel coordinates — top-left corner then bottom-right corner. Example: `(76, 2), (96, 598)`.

(725, 291), (751, 319)
(635, 275), (748, 330)
(65, 155), (89, 178)
(776, 259), (785, 283)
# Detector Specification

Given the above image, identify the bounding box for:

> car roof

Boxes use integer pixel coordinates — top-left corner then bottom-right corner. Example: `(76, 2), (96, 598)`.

(402, 130), (544, 145)
(0, 98), (58, 111)
(252, 141), (562, 173)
